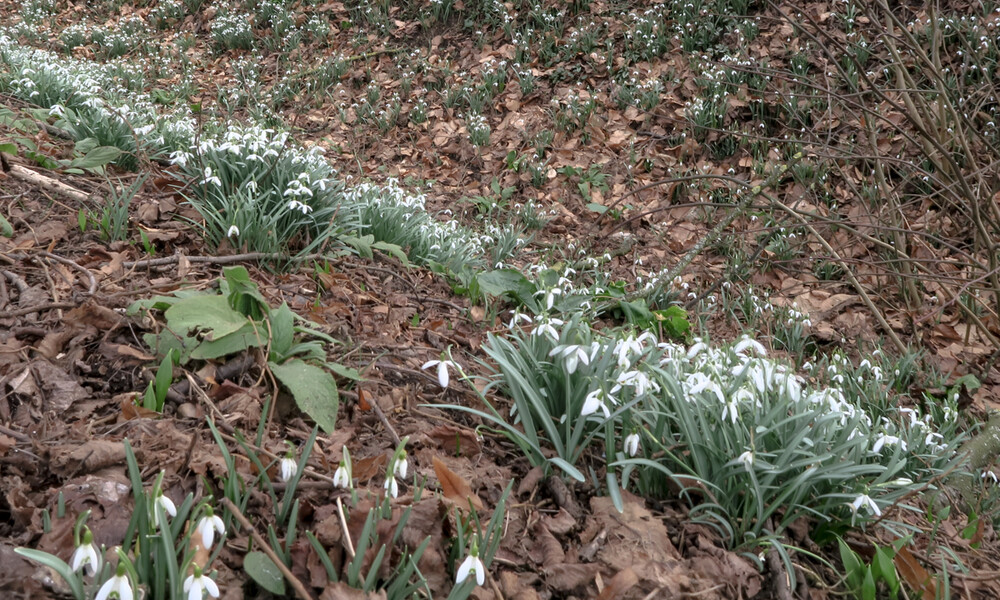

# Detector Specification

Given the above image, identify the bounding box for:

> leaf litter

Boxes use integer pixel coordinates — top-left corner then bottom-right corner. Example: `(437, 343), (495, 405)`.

(2, 0), (1000, 598)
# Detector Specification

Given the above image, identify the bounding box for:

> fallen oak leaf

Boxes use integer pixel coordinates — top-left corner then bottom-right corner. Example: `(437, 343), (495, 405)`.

(893, 546), (935, 600)
(432, 455), (483, 511)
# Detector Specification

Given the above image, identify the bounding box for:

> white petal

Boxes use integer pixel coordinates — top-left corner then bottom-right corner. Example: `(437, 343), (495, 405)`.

(437, 362), (450, 388)
(456, 555), (473, 583)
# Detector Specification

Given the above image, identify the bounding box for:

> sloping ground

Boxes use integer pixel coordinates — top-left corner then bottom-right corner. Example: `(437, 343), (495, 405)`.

(2, 0), (1000, 599)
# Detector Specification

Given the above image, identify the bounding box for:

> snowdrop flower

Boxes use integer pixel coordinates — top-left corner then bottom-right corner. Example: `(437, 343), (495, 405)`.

(226, 225), (240, 238)
(422, 359), (457, 389)
(531, 317), (564, 340)
(287, 200), (313, 214)
(535, 287), (562, 310)
(195, 507), (226, 551)
(278, 454), (297, 483)
(549, 344), (590, 374)
(849, 494), (882, 517)
(456, 542), (486, 586)
(168, 150), (190, 167)
(733, 336), (767, 357)
(737, 450), (754, 471)
(384, 475), (399, 498)
(183, 566), (220, 600)
(70, 528), (101, 576)
(96, 564), (133, 600)
(872, 433), (906, 454)
(582, 389), (613, 418)
(48, 104), (65, 118)
(200, 166), (222, 187)
(624, 431), (640, 457)
(333, 460), (351, 489)
(155, 491), (177, 519)
(612, 370), (658, 397)
(394, 452), (408, 479)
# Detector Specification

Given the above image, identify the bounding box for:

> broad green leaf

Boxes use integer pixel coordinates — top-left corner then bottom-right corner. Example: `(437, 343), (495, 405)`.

(68, 145), (122, 170)
(74, 137), (99, 154)
(223, 266), (268, 320)
(0, 142), (17, 155)
(476, 269), (537, 306)
(270, 359), (339, 433)
(164, 294), (250, 340)
(190, 322), (264, 360)
(328, 362), (363, 381)
(372, 240), (409, 265)
(0, 213), (12, 238)
(142, 331), (200, 365)
(269, 302), (295, 359)
(244, 551), (286, 595)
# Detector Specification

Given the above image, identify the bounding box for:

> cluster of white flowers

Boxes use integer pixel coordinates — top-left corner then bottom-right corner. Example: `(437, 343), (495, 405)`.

(212, 10), (254, 50)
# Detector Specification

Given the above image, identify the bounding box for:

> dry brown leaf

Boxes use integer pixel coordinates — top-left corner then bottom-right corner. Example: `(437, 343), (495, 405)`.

(432, 455), (484, 511)
(894, 546), (936, 600)
(543, 562), (599, 592)
(596, 567), (639, 600)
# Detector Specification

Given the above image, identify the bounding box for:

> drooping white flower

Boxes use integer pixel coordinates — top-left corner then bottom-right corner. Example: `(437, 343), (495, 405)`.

(624, 432), (640, 457)
(278, 456), (297, 483)
(384, 475), (399, 498)
(548, 344), (591, 374)
(70, 529), (101, 576)
(849, 494), (881, 517)
(581, 389), (612, 418)
(872, 433), (906, 454)
(183, 567), (220, 600)
(226, 225), (240, 238)
(421, 359), (457, 389)
(195, 507), (226, 551)
(456, 551), (485, 586)
(737, 450), (754, 471)
(95, 568), (133, 600)
(733, 336), (767, 357)
(333, 461), (351, 488)
(155, 491), (177, 519)
(394, 453), (408, 479)
(200, 166), (222, 187)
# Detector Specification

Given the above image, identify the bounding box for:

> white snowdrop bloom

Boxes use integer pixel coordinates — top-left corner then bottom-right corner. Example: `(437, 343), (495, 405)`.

(624, 432), (641, 457)
(733, 336), (767, 357)
(278, 456), (297, 482)
(226, 225), (240, 238)
(849, 494), (881, 517)
(456, 552), (485, 586)
(156, 492), (177, 519)
(384, 475), (399, 498)
(200, 166), (222, 186)
(872, 433), (907, 454)
(549, 344), (591, 374)
(394, 454), (408, 479)
(70, 530), (101, 576)
(581, 389), (613, 418)
(168, 150), (190, 167)
(287, 199), (313, 214)
(333, 461), (351, 488)
(613, 370), (659, 397)
(95, 570), (133, 600)
(183, 568), (220, 600)
(195, 508), (226, 550)
(737, 450), (754, 471)
(686, 340), (708, 359)
(421, 359), (457, 389)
